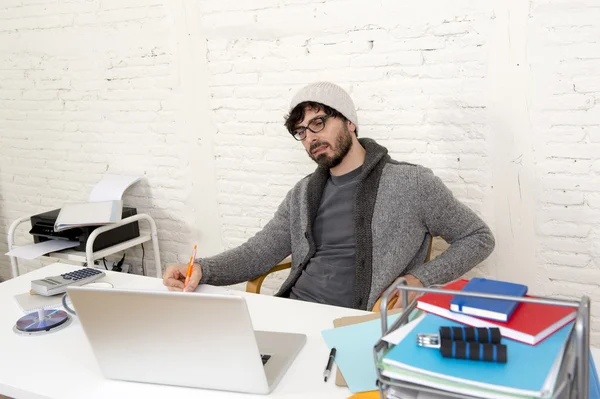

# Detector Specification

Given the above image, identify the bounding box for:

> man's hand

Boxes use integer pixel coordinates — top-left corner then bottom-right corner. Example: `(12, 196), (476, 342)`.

(392, 274), (424, 309)
(163, 263), (203, 292)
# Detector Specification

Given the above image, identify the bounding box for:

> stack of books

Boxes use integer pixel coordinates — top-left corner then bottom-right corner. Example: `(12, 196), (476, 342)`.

(416, 279), (576, 345)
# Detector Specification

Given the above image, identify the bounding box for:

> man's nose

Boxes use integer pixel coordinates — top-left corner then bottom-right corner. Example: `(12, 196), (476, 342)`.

(305, 129), (319, 143)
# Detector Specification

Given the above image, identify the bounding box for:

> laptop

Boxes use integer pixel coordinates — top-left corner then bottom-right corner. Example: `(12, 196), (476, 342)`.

(67, 286), (307, 394)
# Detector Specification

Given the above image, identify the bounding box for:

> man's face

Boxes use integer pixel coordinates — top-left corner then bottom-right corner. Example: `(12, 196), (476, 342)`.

(298, 107), (354, 169)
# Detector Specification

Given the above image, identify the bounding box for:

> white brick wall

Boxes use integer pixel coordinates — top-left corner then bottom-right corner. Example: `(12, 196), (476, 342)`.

(0, 0), (223, 279)
(528, 0), (600, 344)
(202, 1), (495, 292)
(1, 0), (599, 343)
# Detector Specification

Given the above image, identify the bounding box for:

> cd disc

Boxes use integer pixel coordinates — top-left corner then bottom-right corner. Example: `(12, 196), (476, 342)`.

(14, 309), (70, 334)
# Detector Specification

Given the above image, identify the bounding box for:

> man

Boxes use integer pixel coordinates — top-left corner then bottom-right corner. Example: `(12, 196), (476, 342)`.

(163, 82), (495, 311)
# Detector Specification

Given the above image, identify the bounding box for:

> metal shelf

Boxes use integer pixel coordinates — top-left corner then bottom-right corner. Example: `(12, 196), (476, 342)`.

(44, 234), (152, 263)
(8, 214), (162, 278)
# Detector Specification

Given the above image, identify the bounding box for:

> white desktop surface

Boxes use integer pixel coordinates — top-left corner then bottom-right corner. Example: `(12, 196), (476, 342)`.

(1, 263), (598, 399)
(0, 263), (370, 399)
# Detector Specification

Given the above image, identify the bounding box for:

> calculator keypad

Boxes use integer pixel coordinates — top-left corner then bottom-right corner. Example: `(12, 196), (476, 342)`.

(61, 268), (103, 281)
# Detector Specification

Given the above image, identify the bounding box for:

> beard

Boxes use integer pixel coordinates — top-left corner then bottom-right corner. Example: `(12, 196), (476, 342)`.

(307, 126), (353, 169)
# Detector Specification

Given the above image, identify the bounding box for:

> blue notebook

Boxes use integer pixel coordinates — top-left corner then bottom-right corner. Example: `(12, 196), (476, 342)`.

(450, 278), (528, 322)
(383, 314), (572, 398)
(590, 351), (600, 398)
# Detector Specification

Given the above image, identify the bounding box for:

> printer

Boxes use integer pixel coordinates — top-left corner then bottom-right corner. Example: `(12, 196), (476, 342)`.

(29, 207), (140, 252)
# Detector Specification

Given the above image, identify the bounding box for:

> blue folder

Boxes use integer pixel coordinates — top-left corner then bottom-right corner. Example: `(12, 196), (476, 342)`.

(383, 314), (573, 397)
(590, 351), (600, 398)
(321, 313), (400, 393)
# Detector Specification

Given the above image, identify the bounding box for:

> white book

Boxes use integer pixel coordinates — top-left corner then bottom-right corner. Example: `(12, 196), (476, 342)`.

(54, 200), (123, 232)
(13, 291), (66, 313)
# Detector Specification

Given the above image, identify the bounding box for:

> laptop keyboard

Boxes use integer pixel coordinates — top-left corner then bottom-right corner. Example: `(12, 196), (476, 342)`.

(261, 354), (271, 365)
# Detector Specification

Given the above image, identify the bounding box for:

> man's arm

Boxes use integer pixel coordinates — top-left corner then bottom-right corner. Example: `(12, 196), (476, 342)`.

(195, 188), (294, 286)
(405, 167), (495, 287)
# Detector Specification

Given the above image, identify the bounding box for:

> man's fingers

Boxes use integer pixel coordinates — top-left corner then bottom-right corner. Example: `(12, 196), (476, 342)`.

(392, 298), (403, 309)
(163, 266), (177, 285)
(165, 277), (184, 290)
(163, 263), (202, 292)
(163, 265), (187, 286)
(184, 264), (202, 292)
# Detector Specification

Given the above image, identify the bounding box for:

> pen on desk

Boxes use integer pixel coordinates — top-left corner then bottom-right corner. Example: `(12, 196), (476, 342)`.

(182, 245), (197, 292)
(323, 347), (336, 382)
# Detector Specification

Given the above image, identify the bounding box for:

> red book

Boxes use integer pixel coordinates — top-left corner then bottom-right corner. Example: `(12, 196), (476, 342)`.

(416, 279), (576, 345)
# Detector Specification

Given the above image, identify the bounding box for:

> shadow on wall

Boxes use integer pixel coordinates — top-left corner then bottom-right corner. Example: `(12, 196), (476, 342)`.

(0, 180), (10, 282)
(118, 178), (193, 277)
(120, 179), (158, 277)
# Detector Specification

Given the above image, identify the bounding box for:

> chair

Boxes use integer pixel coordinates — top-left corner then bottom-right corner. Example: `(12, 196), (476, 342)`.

(245, 238), (434, 312)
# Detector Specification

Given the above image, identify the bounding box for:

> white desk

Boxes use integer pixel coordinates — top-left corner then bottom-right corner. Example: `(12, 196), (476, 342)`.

(0, 263), (370, 399)
(2, 264), (599, 399)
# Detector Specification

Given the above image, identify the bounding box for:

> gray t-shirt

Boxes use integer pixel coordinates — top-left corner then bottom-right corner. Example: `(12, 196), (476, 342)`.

(289, 166), (362, 307)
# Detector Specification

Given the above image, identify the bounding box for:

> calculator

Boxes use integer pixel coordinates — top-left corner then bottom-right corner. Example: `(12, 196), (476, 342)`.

(31, 268), (106, 296)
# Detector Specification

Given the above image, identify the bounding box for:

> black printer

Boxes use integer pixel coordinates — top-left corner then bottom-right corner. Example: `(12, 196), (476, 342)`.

(30, 207), (140, 252)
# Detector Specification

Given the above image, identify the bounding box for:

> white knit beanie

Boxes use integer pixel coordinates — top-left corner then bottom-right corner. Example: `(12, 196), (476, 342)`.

(289, 82), (358, 128)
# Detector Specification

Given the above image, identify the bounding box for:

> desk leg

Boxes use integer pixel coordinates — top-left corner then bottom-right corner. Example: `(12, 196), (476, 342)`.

(151, 230), (162, 279)
(8, 215), (30, 278)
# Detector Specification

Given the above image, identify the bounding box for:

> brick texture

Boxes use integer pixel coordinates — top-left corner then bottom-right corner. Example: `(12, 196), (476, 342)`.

(202, 1), (495, 294)
(1, 0), (599, 344)
(0, 0), (196, 278)
(528, 0), (600, 345)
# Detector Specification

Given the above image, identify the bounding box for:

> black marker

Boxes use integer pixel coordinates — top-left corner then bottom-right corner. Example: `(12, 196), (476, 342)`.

(323, 347), (336, 382)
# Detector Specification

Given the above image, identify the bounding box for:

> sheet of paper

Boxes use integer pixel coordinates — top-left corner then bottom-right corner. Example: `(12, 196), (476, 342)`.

(332, 308), (405, 387)
(5, 240), (80, 260)
(321, 313), (402, 393)
(382, 313), (425, 345)
(13, 292), (66, 313)
(54, 200), (123, 231)
(88, 175), (142, 202)
(118, 278), (238, 295)
(194, 284), (236, 295)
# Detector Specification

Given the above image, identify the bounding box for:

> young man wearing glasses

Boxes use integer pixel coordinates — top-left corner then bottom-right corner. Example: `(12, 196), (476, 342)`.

(164, 82), (495, 311)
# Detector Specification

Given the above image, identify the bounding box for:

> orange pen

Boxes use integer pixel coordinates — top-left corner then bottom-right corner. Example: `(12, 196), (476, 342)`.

(183, 245), (197, 292)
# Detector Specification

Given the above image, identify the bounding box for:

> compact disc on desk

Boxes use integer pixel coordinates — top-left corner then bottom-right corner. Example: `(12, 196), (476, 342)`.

(85, 282), (113, 289)
(13, 309), (71, 336)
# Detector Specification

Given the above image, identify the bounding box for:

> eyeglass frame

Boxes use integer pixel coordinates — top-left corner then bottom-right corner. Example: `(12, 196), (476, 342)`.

(289, 115), (332, 141)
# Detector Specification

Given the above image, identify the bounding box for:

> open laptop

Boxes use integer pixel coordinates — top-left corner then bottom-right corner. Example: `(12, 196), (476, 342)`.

(67, 286), (306, 394)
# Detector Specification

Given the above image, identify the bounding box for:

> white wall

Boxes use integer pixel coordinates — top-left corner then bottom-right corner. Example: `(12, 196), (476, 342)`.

(0, 0), (224, 278)
(1, 0), (600, 341)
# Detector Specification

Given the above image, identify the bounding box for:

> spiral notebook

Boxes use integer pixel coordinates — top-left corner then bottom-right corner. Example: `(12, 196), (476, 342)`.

(13, 292), (65, 313)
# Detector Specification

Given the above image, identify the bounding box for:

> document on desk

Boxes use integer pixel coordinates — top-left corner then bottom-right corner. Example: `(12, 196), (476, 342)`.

(5, 240), (80, 260)
(194, 284), (236, 295)
(322, 313), (423, 393)
(13, 291), (66, 313)
(89, 175), (142, 202)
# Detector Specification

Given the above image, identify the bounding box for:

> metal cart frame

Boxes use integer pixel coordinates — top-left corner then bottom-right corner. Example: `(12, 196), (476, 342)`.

(374, 279), (591, 399)
(7, 213), (162, 278)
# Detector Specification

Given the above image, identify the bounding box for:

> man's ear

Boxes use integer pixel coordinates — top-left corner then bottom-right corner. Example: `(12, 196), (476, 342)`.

(347, 120), (356, 134)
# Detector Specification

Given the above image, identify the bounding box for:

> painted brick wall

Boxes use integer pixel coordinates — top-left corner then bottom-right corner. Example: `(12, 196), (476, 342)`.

(0, 0), (223, 280)
(528, 0), (600, 343)
(201, 0), (496, 293)
(1, 0), (599, 343)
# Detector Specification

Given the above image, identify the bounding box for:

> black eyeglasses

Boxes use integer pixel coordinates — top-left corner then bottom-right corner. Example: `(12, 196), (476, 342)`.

(290, 115), (331, 141)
